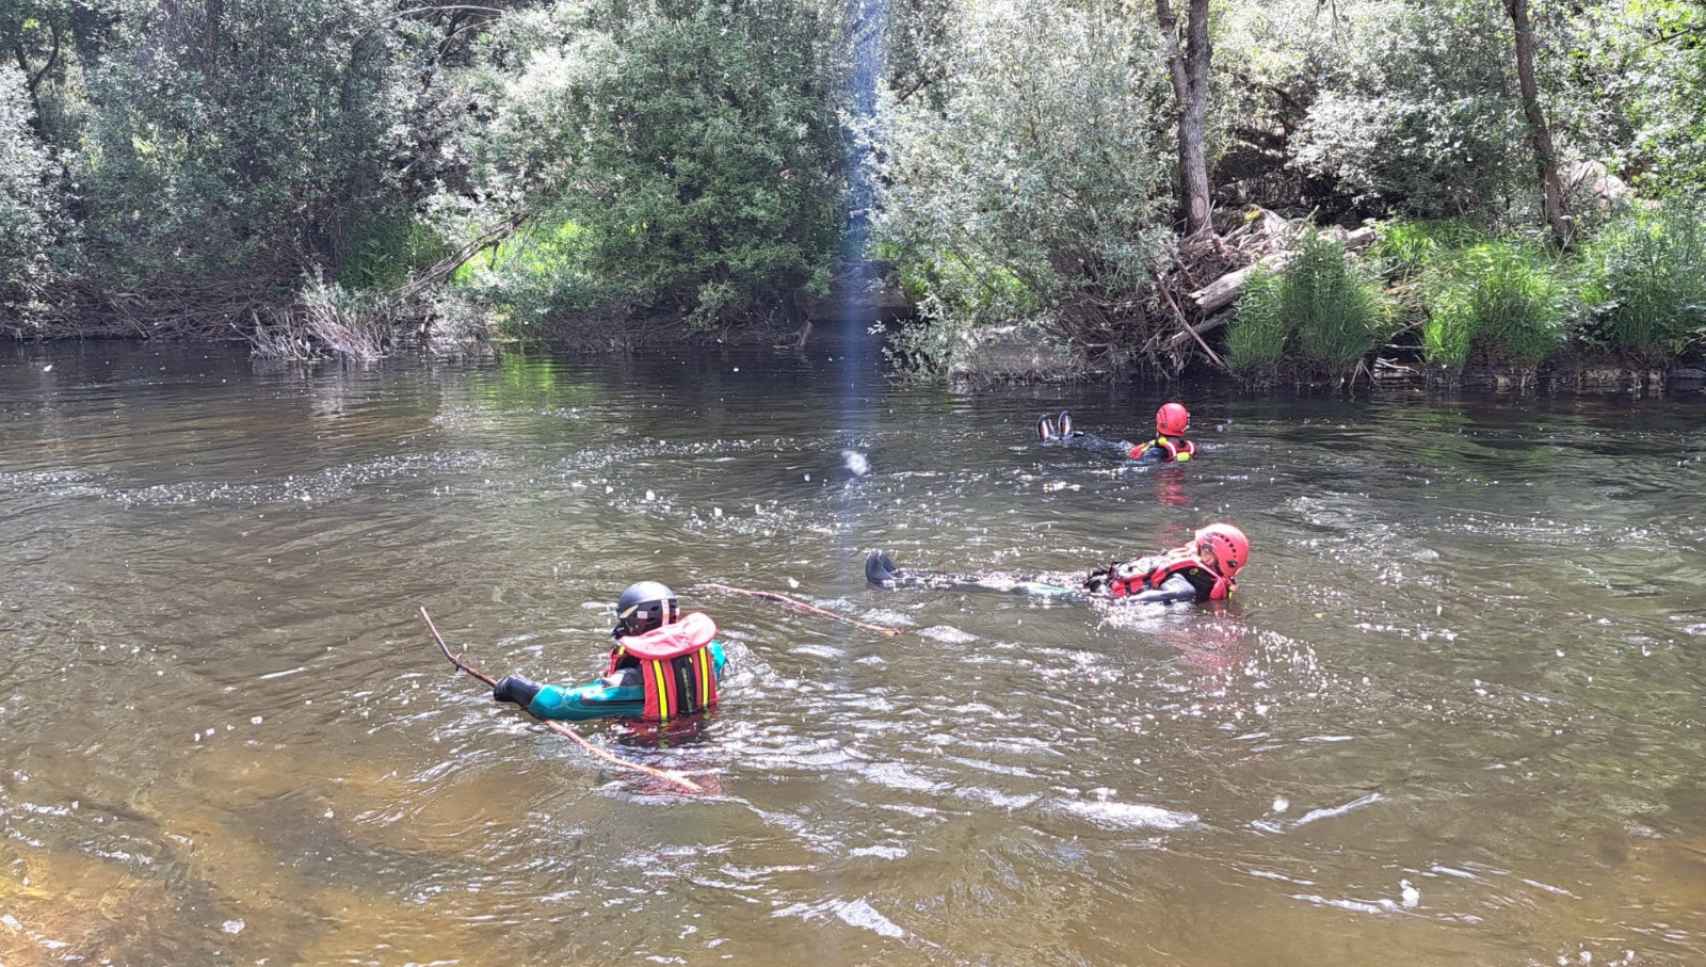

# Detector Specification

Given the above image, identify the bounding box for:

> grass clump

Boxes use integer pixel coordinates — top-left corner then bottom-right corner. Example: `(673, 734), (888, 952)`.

(1371, 218), (1489, 278)
(1422, 241), (1568, 370)
(1225, 266), (1288, 376)
(1226, 232), (1392, 381)
(1579, 209), (1706, 364)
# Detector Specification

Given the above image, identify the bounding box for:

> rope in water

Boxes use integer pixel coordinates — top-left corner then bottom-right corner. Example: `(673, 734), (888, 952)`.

(698, 583), (901, 637)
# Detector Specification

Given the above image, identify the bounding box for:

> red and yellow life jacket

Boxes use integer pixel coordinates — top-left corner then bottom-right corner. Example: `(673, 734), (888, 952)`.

(1128, 435), (1196, 463)
(607, 612), (720, 722)
(1104, 546), (1233, 601)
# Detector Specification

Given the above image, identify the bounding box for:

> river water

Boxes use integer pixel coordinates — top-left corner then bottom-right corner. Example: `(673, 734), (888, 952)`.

(2, 342), (1704, 966)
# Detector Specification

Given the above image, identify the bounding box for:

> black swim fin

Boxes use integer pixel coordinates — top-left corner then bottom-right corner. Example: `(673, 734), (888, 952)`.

(865, 550), (901, 587)
(1037, 416), (1056, 442)
(1057, 410), (1073, 436)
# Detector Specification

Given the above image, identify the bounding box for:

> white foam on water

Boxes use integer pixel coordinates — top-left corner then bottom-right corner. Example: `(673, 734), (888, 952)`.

(790, 644), (846, 660)
(860, 762), (946, 793)
(1247, 868), (1315, 886)
(918, 625), (978, 644)
(771, 897), (905, 940)
(956, 787), (1041, 810)
(1292, 792), (1384, 827)
(841, 450), (870, 477)
(1056, 798), (1198, 831)
(849, 845), (908, 860)
(1520, 877), (1578, 898)
(1290, 894), (1386, 915)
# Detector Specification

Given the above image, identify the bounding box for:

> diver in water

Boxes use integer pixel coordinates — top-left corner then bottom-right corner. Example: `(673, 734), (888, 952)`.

(1037, 402), (1199, 464)
(866, 523), (1249, 605)
(491, 581), (729, 721)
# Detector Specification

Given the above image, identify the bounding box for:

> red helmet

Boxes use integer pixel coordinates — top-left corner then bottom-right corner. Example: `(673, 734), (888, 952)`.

(1195, 523), (1249, 579)
(1156, 402), (1191, 437)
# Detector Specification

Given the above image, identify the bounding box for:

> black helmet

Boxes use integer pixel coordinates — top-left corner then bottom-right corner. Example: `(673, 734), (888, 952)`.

(613, 581), (678, 639)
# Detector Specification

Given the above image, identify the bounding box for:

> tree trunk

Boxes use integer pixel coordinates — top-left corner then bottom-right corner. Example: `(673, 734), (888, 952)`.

(13, 26), (61, 141)
(1156, 0), (1213, 237)
(1504, 0), (1571, 248)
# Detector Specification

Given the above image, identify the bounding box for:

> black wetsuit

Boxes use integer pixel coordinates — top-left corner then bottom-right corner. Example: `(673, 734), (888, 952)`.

(1047, 429), (1150, 460)
(866, 551), (1214, 606)
(1038, 412), (1191, 465)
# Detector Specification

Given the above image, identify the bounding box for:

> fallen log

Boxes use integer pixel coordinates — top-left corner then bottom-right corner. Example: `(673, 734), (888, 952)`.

(1188, 255), (1285, 315)
(1165, 311), (1232, 351)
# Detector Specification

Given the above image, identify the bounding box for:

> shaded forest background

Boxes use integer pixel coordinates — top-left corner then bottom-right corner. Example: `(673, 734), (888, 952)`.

(2, 0), (1704, 382)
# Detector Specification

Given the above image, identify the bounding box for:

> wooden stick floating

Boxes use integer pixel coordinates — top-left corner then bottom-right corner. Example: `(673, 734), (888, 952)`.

(420, 606), (704, 795)
(698, 583), (901, 637)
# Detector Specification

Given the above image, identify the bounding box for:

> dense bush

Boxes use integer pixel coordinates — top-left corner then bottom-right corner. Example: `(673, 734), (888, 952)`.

(1422, 241), (1569, 369)
(336, 212), (452, 293)
(1578, 210), (1706, 363)
(70, 0), (425, 324)
(1291, 1), (1533, 220)
(1370, 219), (1490, 278)
(0, 63), (71, 330)
(1288, 234), (1393, 373)
(868, 0), (1175, 376)
(435, 0), (846, 336)
(1225, 234), (1391, 381)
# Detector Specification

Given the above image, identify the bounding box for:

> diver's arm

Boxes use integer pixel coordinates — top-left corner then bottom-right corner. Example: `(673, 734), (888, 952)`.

(1124, 572), (1201, 605)
(1083, 554), (1165, 595)
(522, 667), (641, 720)
(493, 674), (541, 706)
(503, 643), (728, 721)
(1128, 444), (1164, 464)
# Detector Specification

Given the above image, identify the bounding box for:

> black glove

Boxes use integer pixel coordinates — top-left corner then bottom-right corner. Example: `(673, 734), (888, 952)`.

(492, 674), (541, 707)
(1083, 561), (1119, 593)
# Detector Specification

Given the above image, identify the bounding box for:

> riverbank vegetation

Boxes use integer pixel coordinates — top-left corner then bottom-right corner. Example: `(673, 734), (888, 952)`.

(2, 0), (1704, 382)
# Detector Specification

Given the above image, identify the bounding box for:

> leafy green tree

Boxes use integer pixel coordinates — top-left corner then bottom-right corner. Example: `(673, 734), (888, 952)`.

(869, 0), (1175, 372)
(76, 2), (391, 289)
(1291, 0), (1534, 222)
(441, 0), (847, 333)
(1613, 0), (1706, 199)
(0, 62), (70, 331)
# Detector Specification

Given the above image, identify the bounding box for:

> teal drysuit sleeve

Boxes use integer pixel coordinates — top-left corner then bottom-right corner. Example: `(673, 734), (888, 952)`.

(527, 641), (728, 721)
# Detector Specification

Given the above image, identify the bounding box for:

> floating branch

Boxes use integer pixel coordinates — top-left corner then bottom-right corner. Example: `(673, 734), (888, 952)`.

(698, 583), (902, 637)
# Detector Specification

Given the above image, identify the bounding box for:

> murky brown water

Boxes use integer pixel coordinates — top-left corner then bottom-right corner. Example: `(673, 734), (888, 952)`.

(2, 342), (1704, 966)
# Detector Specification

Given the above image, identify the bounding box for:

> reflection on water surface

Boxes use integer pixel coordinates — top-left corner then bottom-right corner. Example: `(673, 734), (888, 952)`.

(2, 344), (1704, 965)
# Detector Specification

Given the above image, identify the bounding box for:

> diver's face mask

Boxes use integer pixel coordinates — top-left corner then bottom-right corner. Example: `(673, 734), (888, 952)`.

(612, 598), (678, 639)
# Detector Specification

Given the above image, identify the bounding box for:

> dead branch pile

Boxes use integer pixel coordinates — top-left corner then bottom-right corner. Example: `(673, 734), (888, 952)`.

(1136, 210), (1374, 374)
(1041, 208), (1311, 376)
